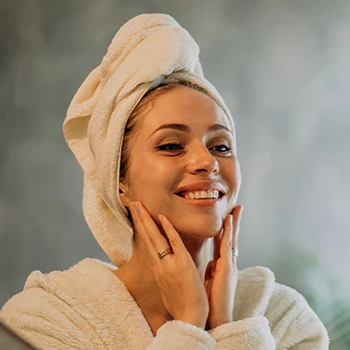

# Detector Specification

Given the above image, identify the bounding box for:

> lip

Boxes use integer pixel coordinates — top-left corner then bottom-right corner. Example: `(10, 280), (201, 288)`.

(174, 180), (227, 197)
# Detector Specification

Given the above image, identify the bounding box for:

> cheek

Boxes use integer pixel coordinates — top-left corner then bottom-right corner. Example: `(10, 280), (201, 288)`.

(235, 161), (242, 196)
(149, 163), (180, 203)
(129, 162), (178, 225)
(222, 158), (241, 187)
(222, 158), (241, 207)
(130, 160), (178, 201)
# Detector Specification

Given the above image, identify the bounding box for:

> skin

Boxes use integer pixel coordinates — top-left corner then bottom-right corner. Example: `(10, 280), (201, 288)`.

(116, 86), (243, 334)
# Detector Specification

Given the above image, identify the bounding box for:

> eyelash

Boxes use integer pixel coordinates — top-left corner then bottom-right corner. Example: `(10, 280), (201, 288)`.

(156, 142), (232, 154)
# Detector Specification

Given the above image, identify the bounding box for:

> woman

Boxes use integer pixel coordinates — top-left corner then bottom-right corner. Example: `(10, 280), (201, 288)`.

(0, 13), (328, 349)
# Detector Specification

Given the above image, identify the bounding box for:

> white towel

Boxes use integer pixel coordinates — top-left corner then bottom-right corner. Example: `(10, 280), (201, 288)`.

(63, 13), (236, 267)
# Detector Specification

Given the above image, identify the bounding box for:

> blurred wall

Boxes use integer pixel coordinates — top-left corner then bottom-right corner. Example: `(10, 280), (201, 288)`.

(1, 0), (349, 307)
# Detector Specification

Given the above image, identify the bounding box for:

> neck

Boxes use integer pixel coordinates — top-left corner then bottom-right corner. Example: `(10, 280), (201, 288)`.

(180, 236), (213, 279)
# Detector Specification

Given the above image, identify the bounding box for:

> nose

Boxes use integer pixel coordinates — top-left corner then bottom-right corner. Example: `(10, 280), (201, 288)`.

(187, 144), (219, 175)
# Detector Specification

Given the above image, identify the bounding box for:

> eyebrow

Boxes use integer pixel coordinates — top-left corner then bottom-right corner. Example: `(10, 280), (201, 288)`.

(148, 123), (232, 139)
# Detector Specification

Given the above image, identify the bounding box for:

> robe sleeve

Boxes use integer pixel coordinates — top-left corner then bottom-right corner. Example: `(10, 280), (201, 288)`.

(208, 316), (276, 349)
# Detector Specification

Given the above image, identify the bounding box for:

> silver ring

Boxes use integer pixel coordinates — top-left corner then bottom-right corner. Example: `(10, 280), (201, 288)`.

(231, 247), (239, 257)
(157, 248), (173, 260)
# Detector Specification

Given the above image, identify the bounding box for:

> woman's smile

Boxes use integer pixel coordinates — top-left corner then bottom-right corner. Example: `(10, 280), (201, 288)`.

(174, 179), (227, 207)
(175, 193), (225, 207)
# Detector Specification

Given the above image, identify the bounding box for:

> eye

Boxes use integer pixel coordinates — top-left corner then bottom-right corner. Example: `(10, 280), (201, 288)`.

(156, 142), (184, 151)
(210, 144), (232, 154)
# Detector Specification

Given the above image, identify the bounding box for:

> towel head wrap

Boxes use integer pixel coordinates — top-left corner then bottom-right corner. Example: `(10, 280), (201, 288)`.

(63, 13), (236, 267)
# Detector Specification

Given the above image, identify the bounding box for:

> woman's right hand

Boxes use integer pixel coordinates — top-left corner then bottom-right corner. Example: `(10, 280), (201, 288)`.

(129, 201), (209, 329)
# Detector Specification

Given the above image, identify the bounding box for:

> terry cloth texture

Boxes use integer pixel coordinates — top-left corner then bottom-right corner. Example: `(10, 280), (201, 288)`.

(63, 13), (237, 267)
(0, 259), (329, 349)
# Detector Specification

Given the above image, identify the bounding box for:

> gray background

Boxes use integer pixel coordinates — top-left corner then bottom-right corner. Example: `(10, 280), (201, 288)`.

(0, 0), (349, 316)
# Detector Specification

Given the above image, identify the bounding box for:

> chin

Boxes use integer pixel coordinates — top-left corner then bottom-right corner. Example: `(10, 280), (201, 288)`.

(172, 215), (224, 239)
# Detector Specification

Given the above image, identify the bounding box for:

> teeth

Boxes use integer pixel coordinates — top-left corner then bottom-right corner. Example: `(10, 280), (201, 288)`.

(183, 190), (219, 199)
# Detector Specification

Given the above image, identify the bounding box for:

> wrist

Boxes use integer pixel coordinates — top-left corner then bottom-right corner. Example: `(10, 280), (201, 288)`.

(208, 317), (233, 330)
(178, 313), (208, 329)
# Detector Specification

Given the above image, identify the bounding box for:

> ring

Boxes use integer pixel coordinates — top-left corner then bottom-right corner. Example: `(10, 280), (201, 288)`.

(231, 247), (239, 257)
(157, 248), (173, 260)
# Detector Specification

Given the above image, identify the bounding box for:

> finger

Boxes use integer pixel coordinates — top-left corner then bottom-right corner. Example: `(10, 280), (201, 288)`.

(129, 202), (170, 264)
(119, 193), (131, 208)
(213, 229), (223, 262)
(128, 202), (157, 263)
(134, 202), (171, 252)
(158, 214), (188, 257)
(231, 205), (243, 264)
(232, 205), (243, 248)
(219, 214), (233, 259)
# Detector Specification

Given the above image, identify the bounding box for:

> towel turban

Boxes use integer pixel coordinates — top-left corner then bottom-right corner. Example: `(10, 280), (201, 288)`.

(63, 13), (236, 267)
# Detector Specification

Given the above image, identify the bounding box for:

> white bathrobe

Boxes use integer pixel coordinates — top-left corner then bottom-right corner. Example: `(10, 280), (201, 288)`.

(0, 258), (328, 349)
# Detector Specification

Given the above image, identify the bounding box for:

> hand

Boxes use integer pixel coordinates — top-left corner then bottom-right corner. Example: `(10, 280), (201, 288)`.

(204, 205), (243, 330)
(129, 201), (209, 329)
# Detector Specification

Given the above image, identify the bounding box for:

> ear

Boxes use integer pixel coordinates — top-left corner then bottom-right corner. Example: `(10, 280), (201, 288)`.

(119, 182), (131, 207)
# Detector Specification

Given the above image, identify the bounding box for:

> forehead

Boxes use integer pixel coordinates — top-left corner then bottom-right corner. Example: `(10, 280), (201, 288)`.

(142, 87), (229, 131)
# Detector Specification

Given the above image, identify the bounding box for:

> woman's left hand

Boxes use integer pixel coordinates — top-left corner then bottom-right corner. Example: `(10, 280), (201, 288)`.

(204, 204), (243, 330)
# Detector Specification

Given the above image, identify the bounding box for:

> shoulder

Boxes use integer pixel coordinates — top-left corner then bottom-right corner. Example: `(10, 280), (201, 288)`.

(235, 266), (329, 349)
(234, 266), (275, 319)
(0, 258), (125, 349)
(266, 282), (329, 348)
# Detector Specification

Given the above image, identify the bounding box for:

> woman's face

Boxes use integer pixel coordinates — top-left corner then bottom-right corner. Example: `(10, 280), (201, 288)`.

(120, 86), (241, 239)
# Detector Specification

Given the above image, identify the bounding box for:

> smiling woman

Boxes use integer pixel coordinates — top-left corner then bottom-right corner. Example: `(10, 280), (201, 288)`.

(0, 13), (329, 350)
